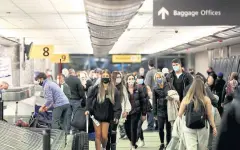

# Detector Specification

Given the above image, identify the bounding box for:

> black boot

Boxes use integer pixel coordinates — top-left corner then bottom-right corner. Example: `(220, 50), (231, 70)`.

(159, 144), (165, 150)
(111, 143), (116, 150)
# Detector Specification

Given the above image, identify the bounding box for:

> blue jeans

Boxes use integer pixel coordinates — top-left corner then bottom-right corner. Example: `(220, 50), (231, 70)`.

(147, 111), (155, 130)
(67, 99), (82, 133)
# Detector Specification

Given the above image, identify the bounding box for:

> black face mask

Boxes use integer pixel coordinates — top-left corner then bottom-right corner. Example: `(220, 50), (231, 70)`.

(39, 81), (43, 86)
(102, 78), (110, 84)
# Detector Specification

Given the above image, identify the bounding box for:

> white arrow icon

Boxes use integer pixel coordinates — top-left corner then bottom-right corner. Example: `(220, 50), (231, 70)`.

(158, 7), (169, 20)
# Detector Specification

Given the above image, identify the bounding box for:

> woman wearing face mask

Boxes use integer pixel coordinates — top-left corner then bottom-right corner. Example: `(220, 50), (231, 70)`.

(124, 74), (147, 150)
(153, 72), (171, 150)
(136, 75), (152, 147)
(106, 71), (131, 150)
(85, 70), (122, 150)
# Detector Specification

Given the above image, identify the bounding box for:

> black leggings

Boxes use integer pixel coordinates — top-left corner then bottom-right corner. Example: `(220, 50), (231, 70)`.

(106, 123), (118, 150)
(158, 116), (172, 144)
(137, 119), (144, 141)
(124, 113), (141, 147)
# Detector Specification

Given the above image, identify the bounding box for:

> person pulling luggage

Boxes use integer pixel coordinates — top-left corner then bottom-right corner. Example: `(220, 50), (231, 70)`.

(85, 70), (122, 150)
(106, 71), (131, 150)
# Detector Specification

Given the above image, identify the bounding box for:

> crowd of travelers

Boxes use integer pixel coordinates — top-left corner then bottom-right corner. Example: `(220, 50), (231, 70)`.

(32, 58), (240, 150)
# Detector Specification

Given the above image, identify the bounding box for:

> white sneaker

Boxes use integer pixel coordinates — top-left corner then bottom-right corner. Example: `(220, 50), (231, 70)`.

(138, 140), (145, 147)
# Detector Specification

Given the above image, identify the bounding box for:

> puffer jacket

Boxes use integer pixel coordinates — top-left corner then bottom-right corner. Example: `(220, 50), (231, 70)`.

(127, 86), (147, 116)
(153, 83), (170, 117)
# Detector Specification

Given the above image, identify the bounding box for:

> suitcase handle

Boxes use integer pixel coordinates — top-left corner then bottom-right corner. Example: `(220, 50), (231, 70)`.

(86, 115), (89, 133)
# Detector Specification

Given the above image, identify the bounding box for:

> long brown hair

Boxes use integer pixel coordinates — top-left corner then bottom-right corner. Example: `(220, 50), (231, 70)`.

(185, 78), (206, 111)
(112, 71), (124, 102)
(98, 69), (115, 104)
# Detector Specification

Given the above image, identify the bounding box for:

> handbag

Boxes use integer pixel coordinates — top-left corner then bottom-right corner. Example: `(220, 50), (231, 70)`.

(71, 107), (87, 131)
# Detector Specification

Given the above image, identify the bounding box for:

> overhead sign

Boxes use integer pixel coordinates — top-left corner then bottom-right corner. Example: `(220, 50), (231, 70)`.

(112, 55), (141, 63)
(153, 0), (240, 26)
(50, 54), (70, 63)
(29, 45), (54, 59)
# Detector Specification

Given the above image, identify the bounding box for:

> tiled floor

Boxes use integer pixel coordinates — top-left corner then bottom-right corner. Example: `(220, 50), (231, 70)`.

(89, 122), (160, 150)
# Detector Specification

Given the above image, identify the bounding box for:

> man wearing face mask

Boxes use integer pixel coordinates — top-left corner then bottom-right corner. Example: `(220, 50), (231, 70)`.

(189, 68), (195, 78)
(207, 67), (217, 79)
(35, 72), (70, 132)
(57, 74), (71, 100)
(139, 67), (145, 77)
(167, 58), (193, 102)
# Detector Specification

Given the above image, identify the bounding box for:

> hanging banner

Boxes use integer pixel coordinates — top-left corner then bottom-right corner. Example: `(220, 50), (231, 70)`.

(112, 55), (141, 63)
(50, 54), (70, 63)
(29, 45), (54, 59)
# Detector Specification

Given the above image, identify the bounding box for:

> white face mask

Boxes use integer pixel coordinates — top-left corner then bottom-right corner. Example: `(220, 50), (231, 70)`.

(116, 78), (122, 84)
(47, 71), (52, 75)
(128, 80), (135, 86)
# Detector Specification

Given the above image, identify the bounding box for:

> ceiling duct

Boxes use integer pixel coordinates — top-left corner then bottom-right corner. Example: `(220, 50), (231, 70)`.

(84, 0), (145, 57)
(91, 36), (118, 46)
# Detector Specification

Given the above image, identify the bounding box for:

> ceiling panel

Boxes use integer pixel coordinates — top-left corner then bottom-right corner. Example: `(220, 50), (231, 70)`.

(12, 0), (56, 13)
(31, 14), (67, 28)
(0, 29), (21, 37)
(18, 29), (54, 38)
(51, 29), (73, 38)
(61, 14), (87, 28)
(138, 0), (152, 13)
(0, 18), (17, 29)
(70, 29), (90, 37)
(51, 0), (85, 13)
(128, 14), (152, 28)
(2, 17), (40, 28)
(0, 0), (23, 13)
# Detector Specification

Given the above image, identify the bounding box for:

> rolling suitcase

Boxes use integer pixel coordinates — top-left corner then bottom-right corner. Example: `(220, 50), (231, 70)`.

(72, 115), (89, 150)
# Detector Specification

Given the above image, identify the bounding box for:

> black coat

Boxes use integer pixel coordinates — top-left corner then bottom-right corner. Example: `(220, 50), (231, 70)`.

(153, 83), (170, 117)
(215, 78), (226, 104)
(167, 71), (193, 101)
(216, 86), (240, 150)
(86, 85), (122, 122)
(127, 86), (147, 116)
(65, 75), (85, 101)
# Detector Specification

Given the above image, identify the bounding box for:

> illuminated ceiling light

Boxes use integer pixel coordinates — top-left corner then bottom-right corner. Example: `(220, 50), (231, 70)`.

(189, 36), (219, 45)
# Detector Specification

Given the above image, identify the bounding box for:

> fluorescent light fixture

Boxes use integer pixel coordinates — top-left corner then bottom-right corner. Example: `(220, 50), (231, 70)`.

(215, 29), (240, 38)
(171, 44), (192, 51)
(189, 36), (218, 45)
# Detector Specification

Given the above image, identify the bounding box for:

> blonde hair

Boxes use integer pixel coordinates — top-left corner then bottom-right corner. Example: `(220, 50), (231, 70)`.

(97, 70), (115, 104)
(185, 78), (206, 111)
(154, 72), (165, 88)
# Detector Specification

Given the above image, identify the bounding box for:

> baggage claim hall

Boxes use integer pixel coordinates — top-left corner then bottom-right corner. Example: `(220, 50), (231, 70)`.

(0, 0), (240, 150)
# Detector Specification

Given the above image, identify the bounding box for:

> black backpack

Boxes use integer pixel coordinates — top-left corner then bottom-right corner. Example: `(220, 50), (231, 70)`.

(185, 100), (206, 129)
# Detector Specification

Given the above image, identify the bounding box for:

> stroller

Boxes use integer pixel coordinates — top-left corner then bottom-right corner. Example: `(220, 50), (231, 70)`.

(29, 105), (53, 128)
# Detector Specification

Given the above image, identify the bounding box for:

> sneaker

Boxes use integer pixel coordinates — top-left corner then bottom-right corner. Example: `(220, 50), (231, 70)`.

(138, 140), (145, 147)
(159, 144), (165, 150)
(131, 145), (138, 150)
